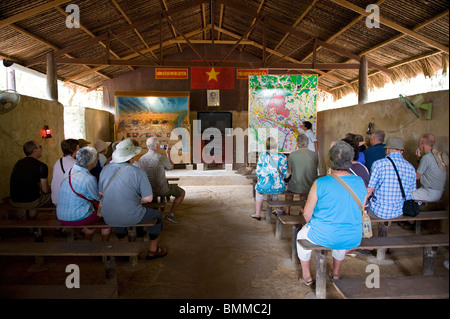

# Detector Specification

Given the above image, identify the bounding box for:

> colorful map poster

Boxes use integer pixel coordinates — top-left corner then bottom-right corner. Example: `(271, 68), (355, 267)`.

(248, 74), (317, 153)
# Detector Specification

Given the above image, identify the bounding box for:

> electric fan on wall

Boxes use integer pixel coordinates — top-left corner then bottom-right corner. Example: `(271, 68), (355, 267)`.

(399, 94), (432, 120)
(0, 89), (21, 115)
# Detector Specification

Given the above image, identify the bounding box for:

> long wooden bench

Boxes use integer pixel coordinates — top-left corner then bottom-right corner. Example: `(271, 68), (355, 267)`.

(0, 284), (118, 299)
(0, 218), (158, 243)
(367, 210), (448, 262)
(332, 275), (449, 299)
(297, 234), (449, 299)
(0, 241), (144, 297)
(369, 210), (449, 235)
(265, 192), (307, 224)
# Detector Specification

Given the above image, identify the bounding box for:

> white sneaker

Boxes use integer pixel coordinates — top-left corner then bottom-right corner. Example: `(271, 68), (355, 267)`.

(444, 260), (449, 270)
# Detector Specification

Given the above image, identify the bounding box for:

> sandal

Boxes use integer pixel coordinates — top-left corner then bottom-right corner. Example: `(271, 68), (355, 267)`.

(251, 214), (261, 221)
(146, 246), (168, 260)
(330, 273), (340, 282)
(298, 276), (314, 287)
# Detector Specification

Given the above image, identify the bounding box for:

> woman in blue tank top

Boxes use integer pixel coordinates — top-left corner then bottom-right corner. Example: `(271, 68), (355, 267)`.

(296, 141), (368, 287)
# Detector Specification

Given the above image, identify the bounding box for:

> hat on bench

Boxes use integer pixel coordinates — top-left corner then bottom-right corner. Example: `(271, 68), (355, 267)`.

(112, 139), (142, 163)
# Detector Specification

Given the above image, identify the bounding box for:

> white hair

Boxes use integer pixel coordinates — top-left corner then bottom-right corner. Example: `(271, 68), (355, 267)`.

(76, 147), (97, 168)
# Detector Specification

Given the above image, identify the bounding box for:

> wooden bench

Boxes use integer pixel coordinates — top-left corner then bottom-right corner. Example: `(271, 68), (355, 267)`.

(0, 284), (118, 299)
(368, 210), (449, 262)
(369, 210), (449, 235)
(0, 218), (158, 243)
(0, 241), (144, 297)
(297, 234), (449, 299)
(332, 275), (449, 299)
(275, 214), (306, 262)
(3, 205), (57, 220)
(265, 192), (307, 224)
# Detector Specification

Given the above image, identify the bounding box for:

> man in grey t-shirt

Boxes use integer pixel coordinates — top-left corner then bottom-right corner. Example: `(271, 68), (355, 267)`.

(285, 133), (318, 214)
(139, 137), (185, 224)
(99, 139), (167, 260)
(412, 133), (447, 202)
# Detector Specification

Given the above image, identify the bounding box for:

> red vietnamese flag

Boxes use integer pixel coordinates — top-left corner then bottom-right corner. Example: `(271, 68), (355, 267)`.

(191, 67), (235, 89)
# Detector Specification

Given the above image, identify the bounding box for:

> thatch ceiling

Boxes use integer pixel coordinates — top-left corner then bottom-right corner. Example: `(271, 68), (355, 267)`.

(0, 0), (448, 99)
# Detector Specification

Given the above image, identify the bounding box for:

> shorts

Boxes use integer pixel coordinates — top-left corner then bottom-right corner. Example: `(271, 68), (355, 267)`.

(255, 191), (279, 202)
(114, 207), (163, 240)
(411, 187), (443, 202)
(296, 225), (346, 261)
(158, 184), (184, 198)
(59, 211), (108, 230)
(11, 192), (52, 210)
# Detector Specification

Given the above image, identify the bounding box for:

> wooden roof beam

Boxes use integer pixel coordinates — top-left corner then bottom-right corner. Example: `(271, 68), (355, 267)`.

(0, 0), (71, 28)
(239, 0), (265, 51)
(299, 0), (387, 63)
(268, 0), (318, 60)
(161, 0), (183, 53)
(321, 9), (449, 86)
(64, 26), (210, 82)
(163, 12), (210, 66)
(54, 6), (134, 71)
(217, 0), (390, 75)
(329, 0), (449, 53)
(9, 23), (110, 82)
(111, 0), (160, 62)
(24, 0), (209, 67)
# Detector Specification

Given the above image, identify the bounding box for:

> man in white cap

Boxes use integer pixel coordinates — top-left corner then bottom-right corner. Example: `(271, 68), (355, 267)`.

(367, 137), (416, 235)
(99, 139), (167, 260)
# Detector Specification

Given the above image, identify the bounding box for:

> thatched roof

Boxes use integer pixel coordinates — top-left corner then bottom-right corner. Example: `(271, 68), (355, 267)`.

(0, 0), (448, 100)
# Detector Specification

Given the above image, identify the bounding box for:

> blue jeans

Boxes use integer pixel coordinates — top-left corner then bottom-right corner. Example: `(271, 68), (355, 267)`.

(114, 207), (163, 240)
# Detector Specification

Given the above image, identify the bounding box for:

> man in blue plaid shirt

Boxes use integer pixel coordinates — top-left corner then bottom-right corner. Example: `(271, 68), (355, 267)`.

(368, 137), (416, 233)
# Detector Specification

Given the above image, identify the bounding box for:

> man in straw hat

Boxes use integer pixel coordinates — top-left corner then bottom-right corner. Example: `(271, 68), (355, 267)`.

(367, 137), (416, 235)
(99, 139), (167, 260)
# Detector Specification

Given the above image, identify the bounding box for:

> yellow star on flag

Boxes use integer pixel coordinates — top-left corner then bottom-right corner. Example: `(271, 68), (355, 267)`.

(206, 68), (220, 81)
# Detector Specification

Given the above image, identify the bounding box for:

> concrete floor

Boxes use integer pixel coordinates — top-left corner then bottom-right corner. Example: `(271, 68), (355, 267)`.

(0, 169), (448, 300)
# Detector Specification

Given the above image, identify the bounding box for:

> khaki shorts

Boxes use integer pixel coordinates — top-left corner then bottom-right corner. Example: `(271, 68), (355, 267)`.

(158, 184), (184, 198)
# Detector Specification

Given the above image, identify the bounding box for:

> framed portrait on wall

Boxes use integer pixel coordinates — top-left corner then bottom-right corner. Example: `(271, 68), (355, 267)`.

(207, 89), (220, 107)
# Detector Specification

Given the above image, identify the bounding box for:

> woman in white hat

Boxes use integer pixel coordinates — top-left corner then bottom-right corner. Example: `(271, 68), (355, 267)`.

(98, 139), (167, 259)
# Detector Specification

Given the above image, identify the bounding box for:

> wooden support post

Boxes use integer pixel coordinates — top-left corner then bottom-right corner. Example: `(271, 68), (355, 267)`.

(265, 195), (272, 225)
(46, 51), (58, 101)
(65, 227), (75, 242)
(415, 220), (422, 235)
(423, 246), (437, 276)
(275, 217), (282, 240)
(358, 55), (368, 104)
(315, 250), (327, 299)
(104, 256), (118, 286)
(127, 226), (137, 242)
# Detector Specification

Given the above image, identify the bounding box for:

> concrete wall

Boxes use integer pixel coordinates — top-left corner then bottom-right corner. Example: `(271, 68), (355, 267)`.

(85, 107), (114, 145)
(317, 90), (449, 202)
(0, 95), (64, 199)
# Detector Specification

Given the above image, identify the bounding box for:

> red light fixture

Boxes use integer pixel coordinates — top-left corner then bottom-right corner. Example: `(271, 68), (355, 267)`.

(43, 125), (52, 139)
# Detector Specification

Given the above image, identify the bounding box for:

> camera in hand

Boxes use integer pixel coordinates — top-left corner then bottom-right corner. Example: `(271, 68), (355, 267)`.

(161, 144), (168, 150)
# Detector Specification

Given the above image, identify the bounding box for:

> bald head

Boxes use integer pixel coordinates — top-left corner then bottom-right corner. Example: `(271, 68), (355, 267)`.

(420, 133), (436, 147)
